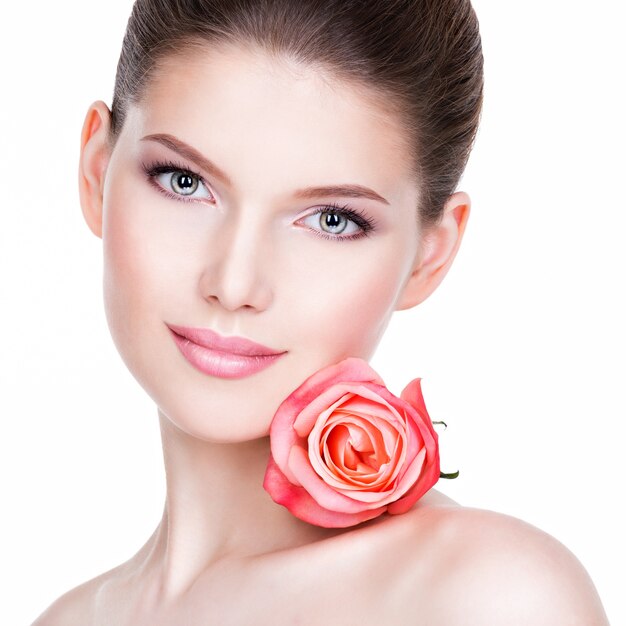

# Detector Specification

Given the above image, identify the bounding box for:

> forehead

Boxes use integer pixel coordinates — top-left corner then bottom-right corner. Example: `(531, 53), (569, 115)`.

(126, 43), (418, 206)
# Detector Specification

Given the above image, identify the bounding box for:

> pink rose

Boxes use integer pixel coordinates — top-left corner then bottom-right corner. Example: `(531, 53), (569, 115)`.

(263, 357), (441, 528)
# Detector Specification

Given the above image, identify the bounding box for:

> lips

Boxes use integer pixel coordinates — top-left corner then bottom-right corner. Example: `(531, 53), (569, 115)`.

(167, 323), (285, 356)
(166, 323), (287, 379)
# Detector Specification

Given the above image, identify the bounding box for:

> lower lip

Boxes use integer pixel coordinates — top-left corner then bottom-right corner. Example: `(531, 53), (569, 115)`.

(169, 329), (285, 379)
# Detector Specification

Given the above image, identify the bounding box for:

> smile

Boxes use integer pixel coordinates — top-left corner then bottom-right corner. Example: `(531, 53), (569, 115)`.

(167, 325), (286, 379)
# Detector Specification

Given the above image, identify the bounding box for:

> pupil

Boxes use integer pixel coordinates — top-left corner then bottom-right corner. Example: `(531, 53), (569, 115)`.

(171, 172), (198, 196)
(178, 174), (193, 188)
(324, 212), (343, 231)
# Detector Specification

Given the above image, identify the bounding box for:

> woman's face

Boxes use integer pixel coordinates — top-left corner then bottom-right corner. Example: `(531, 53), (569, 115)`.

(99, 44), (424, 442)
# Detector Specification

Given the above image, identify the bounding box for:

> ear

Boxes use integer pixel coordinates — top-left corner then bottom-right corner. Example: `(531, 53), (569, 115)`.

(395, 191), (471, 311)
(78, 100), (113, 239)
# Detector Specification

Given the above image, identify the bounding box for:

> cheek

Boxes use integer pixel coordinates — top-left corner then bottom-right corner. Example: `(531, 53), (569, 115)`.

(281, 239), (412, 362)
(101, 176), (189, 378)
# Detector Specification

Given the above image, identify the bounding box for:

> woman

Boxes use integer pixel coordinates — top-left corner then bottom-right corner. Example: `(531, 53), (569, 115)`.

(31, 0), (610, 623)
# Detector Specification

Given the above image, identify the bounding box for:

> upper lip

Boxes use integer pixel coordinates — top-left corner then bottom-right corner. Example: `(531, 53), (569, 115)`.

(167, 323), (286, 357)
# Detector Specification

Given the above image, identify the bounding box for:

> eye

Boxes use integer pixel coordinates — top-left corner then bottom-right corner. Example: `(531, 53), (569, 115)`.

(143, 160), (213, 203)
(163, 171), (200, 196)
(307, 210), (357, 236)
(154, 170), (212, 200)
(300, 203), (376, 242)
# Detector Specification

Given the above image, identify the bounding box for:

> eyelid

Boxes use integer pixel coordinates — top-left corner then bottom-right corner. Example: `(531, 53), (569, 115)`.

(299, 202), (377, 241)
(141, 161), (378, 240)
(142, 159), (215, 203)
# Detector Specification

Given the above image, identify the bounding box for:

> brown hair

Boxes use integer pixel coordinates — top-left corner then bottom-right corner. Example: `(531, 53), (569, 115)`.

(109, 0), (483, 230)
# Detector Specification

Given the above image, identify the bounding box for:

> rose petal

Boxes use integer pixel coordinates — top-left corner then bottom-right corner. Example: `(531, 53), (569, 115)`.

(338, 394), (405, 428)
(304, 382), (406, 450)
(266, 361), (442, 528)
(400, 378), (438, 447)
(263, 455), (385, 527)
(283, 359), (385, 438)
(270, 391), (356, 485)
(292, 377), (403, 439)
(289, 445), (404, 511)
(328, 384), (407, 426)
(387, 446), (440, 515)
(318, 410), (399, 466)
(293, 388), (354, 438)
(314, 408), (404, 459)
(327, 446), (424, 507)
(331, 421), (377, 461)
(324, 424), (352, 467)
(340, 412), (396, 465)
(270, 387), (352, 481)
(372, 430), (406, 490)
(321, 424), (382, 479)
(312, 415), (401, 489)
(333, 485), (400, 503)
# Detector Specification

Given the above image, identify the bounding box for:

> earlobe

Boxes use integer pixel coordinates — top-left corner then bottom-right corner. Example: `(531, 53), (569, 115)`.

(78, 100), (113, 239)
(394, 191), (471, 311)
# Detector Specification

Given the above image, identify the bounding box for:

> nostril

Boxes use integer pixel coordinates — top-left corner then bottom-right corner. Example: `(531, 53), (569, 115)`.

(199, 262), (273, 312)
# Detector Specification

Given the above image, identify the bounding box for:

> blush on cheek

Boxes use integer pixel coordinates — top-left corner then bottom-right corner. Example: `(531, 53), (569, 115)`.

(345, 282), (398, 357)
(306, 254), (407, 361)
(102, 180), (162, 357)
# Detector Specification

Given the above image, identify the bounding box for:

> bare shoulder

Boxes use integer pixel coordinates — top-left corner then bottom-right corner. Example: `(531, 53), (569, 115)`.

(384, 504), (610, 626)
(30, 570), (112, 626)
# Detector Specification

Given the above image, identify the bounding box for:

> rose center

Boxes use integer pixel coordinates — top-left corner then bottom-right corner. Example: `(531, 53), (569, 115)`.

(325, 424), (389, 473)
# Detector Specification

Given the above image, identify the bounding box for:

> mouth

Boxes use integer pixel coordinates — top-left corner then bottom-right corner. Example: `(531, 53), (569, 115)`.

(166, 323), (287, 379)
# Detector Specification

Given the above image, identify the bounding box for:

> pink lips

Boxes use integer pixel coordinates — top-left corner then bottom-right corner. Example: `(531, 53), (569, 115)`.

(167, 323), (286, 379)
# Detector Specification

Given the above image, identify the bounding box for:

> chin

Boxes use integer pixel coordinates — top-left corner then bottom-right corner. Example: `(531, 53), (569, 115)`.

(155, 390), (276, 444)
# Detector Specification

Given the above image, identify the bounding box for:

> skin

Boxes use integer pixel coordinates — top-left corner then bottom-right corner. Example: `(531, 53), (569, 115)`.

(33, 43), (609, 625)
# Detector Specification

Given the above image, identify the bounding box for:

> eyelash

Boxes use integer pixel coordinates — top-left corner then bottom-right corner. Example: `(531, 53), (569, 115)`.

(142, 159), (212, 204)
(306, 203), (376, 242)
(141, 159), (378, 242)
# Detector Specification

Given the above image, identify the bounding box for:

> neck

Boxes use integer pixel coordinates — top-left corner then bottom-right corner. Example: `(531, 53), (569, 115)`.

(130, 408), (342, 600)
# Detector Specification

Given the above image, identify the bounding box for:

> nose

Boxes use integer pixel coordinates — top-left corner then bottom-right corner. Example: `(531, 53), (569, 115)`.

(199, 208), (273, 313)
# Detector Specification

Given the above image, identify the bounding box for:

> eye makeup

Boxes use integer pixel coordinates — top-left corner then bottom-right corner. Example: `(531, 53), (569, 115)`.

(140, 159), (379, 242)
(303, 202), (377, 242)
(142, 158), (213, 204)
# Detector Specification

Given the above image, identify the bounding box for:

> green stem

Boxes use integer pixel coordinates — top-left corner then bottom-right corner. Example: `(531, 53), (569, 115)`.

(439, 470), (459, 479)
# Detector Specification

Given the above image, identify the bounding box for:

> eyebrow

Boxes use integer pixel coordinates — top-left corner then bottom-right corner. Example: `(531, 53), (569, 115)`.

(140, 133), (390, 205)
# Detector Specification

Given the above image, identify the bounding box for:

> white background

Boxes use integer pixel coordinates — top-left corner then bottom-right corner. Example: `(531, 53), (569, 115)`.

(1, 1), (624, 623)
